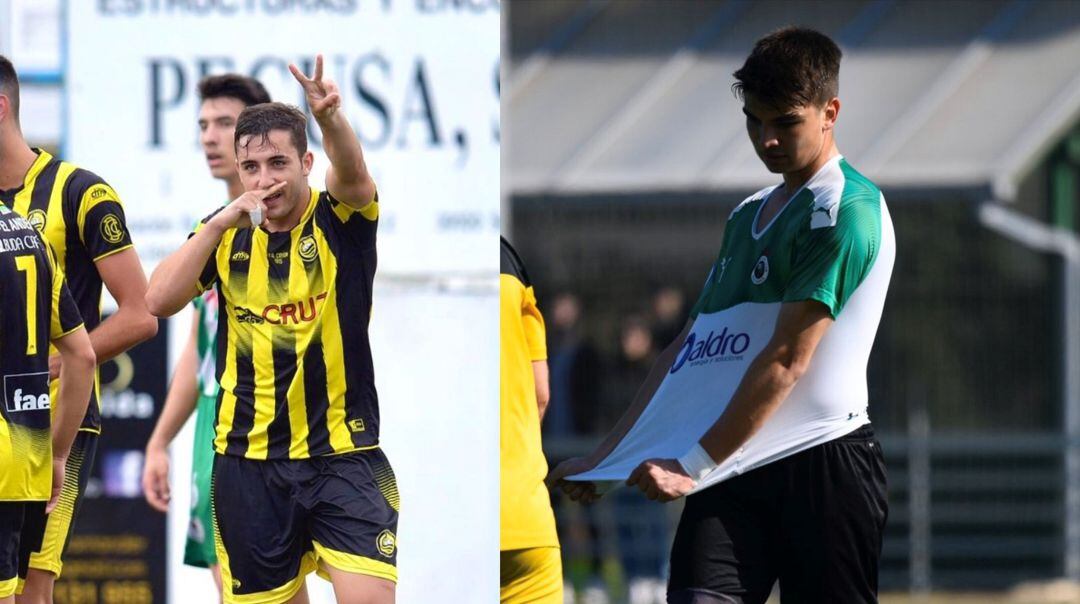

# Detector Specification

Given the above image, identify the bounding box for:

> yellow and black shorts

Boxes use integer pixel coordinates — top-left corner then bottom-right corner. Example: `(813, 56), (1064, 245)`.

(212, 448), (400, 604)
(19, 430), (98, 580)
(0, 502), (30, 598)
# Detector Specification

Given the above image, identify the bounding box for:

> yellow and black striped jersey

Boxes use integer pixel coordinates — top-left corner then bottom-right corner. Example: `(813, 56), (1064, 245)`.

(0, 148), (134, 433)
(0, 203), (84, 501)
(193, 188), (379, 460)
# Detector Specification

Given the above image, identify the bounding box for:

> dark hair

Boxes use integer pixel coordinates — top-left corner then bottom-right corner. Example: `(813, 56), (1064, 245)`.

(0, 55), (20, 123)
(198, 74), (271, 107)
(234, 102), (308, 157)
(732, 27), (841, 110)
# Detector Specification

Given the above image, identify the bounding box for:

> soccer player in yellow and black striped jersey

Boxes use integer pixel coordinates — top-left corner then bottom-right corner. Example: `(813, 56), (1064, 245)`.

(0, 203), (96, 604)
(500, 238), (563, 603)
(147, 55), (397, 604)
(0, 55), (158, 603)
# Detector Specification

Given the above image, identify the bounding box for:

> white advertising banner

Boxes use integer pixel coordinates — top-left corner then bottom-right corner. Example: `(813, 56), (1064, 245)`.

(66, 0), (500, 276)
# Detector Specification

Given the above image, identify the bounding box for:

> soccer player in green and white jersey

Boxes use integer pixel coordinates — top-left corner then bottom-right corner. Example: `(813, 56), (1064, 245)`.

(141, 74), (269, 598)
(550, 28), (894, 603)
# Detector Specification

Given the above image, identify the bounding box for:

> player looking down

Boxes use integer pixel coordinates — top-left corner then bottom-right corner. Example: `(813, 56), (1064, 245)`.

(549, 27), (895, 604)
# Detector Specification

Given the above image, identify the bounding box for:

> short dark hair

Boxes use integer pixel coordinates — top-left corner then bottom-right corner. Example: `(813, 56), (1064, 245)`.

(0, 55), (20, 123)
(235, 102), (308, 157)
(732, 27), (841, 110)
(198, 74), (270, 107)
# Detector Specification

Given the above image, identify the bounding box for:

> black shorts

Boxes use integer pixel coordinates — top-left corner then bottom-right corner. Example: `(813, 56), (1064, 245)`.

(212, 448), (399, 604)
(0, 502), (27, 596)
(668, 424), (888, 604)
(20, 430), (98, 579)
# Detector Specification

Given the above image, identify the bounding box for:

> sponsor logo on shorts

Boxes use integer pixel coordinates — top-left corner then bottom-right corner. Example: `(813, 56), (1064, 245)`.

(377, 530), (396, 557)
(348, 418), (366, 433)
(4, 372), (51, 412)
(100, 214), (125, 244)
(298, 235), (318, 262)
(750, 255), (769, 285)
(669, 328), (750, 374)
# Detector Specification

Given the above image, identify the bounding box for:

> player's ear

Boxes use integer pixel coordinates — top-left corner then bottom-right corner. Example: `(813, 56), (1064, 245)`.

(302, 151), (314, 176)
(0, 94), (9, 125)
(823, 98), (840, 132)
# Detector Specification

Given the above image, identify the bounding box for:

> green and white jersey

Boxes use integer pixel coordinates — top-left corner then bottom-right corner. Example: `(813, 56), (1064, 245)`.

(575, 156), (895, 492)
(192, 289), (219, 398)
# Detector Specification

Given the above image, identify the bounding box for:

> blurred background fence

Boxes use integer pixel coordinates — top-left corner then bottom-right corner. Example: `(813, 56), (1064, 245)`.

(506, 0), (1080, 601)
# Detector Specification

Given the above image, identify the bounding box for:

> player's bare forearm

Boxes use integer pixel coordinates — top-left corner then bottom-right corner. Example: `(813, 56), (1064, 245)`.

(319, 111), (375, 209)
(146, 222), (224, 317)
(698, 301), (833, 465)
(147, 313), (200, 452)
(290, 54), (375, 209)
(91, 248), (158, 363)
(51, 326), (95, 459)
(589, 320), (692, 465)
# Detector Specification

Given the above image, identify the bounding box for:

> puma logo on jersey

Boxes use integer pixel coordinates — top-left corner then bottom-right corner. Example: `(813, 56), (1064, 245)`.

(811, 202), (838, 229)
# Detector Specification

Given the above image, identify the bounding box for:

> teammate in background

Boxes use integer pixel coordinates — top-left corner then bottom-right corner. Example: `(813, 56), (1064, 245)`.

(147, 55), (397, 604)
(141, 74), (270, 599)
(550, 28), (894, 603)
(0, 203), (96, 604)
(0, 55), (159, 604)
(500, 237), (562, 603)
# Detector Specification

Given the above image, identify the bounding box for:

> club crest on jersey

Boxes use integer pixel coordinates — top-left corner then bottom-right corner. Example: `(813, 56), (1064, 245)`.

(751, 255), (769, 285)
(298, 235), (318, 262)
(377, 530), (396, 557)
(100, 214), (125, 244)
(27, 209), (46, 233)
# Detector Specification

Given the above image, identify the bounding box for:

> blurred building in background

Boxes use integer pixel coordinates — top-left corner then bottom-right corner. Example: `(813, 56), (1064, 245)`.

(506, 0), (1080, 601)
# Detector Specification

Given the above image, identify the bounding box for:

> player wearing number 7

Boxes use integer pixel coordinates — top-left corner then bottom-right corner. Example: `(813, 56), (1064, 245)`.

(148, 54), (398, 604)
(0, 202), (96, 604)
(0, 56), (159, 604)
